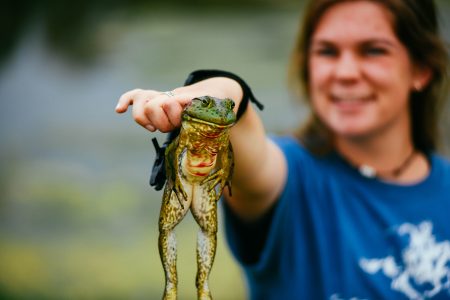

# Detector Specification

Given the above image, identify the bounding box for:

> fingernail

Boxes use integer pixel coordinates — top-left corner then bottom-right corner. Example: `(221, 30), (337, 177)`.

(146, 125), (155, 131)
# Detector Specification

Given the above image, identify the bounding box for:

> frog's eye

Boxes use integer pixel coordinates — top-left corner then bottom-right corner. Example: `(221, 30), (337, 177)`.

(201, 98), (212, 107)
(223, 100), (235, 110)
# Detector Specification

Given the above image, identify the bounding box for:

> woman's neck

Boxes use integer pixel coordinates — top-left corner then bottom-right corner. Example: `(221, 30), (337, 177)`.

(335, 129), (429, 184)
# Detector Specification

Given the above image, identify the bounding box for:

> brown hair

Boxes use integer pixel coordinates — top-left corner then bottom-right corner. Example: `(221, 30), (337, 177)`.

(289, 0), (449, 155)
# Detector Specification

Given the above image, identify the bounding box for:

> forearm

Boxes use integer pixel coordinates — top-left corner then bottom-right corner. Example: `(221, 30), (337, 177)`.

(194, 78), (287, 221)
(226, 104), (287, 221)
(176, 77), (244, 106)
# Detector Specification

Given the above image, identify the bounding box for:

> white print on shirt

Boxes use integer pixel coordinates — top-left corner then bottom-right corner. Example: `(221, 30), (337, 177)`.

(359, 221), (450, 300)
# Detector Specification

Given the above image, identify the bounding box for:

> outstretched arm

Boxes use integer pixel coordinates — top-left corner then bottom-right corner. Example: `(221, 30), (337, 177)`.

(116, 76), (287, 221)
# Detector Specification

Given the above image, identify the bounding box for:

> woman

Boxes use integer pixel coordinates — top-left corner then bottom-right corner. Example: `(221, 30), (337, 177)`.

(116, 0), (450, 299)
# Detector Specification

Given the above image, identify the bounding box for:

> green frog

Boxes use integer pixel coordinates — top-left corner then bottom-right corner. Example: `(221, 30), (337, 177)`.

(158, 96), (236, 300)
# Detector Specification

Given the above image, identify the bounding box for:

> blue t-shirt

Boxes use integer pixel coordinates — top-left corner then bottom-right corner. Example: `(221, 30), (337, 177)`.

(224, 136), (450, 300)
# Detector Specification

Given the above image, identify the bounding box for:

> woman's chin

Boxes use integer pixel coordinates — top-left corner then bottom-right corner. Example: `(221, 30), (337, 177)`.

(328, 121), (376, 140)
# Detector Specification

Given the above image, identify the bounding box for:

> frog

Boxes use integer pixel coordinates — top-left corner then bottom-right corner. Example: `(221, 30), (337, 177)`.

(158, 96), (236, 300)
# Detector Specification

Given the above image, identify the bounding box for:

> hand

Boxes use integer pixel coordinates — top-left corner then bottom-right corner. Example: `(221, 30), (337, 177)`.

(115, 78), (242, 132)
(115, 88), (192, 132)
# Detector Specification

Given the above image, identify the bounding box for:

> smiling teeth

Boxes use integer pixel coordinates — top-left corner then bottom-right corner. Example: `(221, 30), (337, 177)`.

(333, 95), (371, 102)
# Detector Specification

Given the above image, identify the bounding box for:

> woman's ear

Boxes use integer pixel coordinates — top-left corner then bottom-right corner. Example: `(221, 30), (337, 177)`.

(412, 65), (433, 92)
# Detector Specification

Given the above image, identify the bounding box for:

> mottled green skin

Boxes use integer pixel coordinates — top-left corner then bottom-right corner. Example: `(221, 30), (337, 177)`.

(183, 96), (236, 126)
(159, 96), (236, 300)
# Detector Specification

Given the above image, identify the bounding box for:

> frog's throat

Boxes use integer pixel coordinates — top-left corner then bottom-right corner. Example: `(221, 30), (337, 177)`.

(181, 153), (216, 181)
(182, 114), (235, 129)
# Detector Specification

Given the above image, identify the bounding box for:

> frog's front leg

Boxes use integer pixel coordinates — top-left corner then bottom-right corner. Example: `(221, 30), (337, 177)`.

(200, 146), (233, 198)
(166, 142), (188, 208)
(173, 173), (188, 208)
(200, 169), (225, 195)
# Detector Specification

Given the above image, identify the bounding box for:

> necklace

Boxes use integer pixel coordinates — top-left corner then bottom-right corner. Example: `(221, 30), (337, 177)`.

(347, 148), (417, 178)
(357, 149), (417, 179)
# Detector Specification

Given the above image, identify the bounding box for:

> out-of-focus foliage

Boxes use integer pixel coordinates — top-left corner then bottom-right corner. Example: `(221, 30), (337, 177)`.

(1, 0), (301, 65)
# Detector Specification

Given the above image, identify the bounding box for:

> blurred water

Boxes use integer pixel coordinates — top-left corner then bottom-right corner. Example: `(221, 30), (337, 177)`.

(1, 2), (449, 300)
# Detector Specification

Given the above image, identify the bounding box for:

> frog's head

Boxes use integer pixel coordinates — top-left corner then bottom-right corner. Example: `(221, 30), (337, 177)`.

(182, 96), (236, 127)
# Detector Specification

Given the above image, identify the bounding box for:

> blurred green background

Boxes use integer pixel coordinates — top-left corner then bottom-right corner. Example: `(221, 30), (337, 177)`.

(1, 0), (449, 299)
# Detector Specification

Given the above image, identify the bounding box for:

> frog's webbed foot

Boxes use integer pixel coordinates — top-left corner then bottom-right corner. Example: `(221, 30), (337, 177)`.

(225, 180), (232, 197)
(200, 170), (226, 198)
(197, 289), (212, 300)
(162, 287), (177, 300)
(172, 176), (188, 208)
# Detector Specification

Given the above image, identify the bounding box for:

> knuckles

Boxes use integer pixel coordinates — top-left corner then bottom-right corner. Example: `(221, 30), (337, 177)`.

(125, 88), (186, 133)
(159, 125), (175, 133)
(133, 114), (149, 127)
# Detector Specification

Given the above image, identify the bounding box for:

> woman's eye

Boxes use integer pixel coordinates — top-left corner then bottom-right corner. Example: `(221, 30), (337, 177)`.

(313, 47), (338, 57)
(364, 47), (387, 56)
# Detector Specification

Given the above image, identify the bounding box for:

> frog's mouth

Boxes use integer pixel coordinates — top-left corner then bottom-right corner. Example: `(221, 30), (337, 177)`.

(183, 115), (234, 138)
(183, 114), (235, 128)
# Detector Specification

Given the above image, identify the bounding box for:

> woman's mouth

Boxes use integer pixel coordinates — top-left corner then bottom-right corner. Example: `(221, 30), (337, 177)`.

(330, 94), (375, 111)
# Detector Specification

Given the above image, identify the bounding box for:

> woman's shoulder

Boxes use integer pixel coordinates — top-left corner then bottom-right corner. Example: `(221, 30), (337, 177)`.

(270, 135), (317, 166)
(430, 153), (450, 177)
(270, 134), (339, 177)
(270, 135), (310, 156)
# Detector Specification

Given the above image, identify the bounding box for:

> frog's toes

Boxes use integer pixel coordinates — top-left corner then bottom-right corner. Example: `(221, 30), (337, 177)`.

(162, 287), (177, 300)
(197, 289), (212, 300)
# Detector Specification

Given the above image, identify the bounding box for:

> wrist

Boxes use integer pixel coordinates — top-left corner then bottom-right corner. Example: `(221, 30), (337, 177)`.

(184, 69), (263, 121)
(207, 77), (244, 107)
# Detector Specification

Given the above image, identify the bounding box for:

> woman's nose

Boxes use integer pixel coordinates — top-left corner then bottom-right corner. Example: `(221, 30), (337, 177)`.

(334, 52), (360, 81)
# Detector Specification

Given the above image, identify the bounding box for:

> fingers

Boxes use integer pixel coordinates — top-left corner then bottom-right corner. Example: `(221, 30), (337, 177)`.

(162, 98), (186, 128)
(130, 95), (173, 132)
(116, 88), (194, 133)
(130, 96), (154, 131)
(155, 94), (193, 132)
(115, 89), (140, 113)
(143, 102), (173, 132)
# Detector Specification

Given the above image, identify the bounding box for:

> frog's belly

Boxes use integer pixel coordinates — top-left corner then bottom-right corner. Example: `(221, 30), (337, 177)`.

(182, 147), (219, 178)
(180, 177), (216, 214)
(179, 154), (217, 215)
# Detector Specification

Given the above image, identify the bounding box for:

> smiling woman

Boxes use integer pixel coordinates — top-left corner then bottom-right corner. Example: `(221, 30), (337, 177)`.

(292, 0), (449, 160)
(306, 1), (432, 182)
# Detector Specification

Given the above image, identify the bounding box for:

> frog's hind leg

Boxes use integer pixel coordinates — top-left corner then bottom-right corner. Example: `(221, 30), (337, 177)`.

(159, 185), (190, 300)
(195, 228), (217, 300)
(191, 190), (218, 300)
